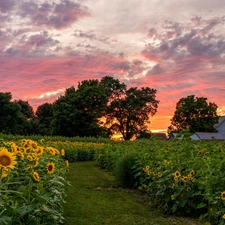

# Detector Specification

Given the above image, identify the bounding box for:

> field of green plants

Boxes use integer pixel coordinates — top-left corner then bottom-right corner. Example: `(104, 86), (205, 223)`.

(0, 138), (69, 225)
(1, 134), (225, 224)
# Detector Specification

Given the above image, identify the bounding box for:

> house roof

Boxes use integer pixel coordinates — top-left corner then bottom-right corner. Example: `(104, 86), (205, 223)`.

(195, 132), (225, 140)
(214, 116), (225, 128)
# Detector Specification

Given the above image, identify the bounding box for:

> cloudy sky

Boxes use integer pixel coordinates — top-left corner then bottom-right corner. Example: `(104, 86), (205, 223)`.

(1, 0), (225, 132)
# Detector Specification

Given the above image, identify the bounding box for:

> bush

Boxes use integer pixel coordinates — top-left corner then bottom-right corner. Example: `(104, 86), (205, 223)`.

(114, 152), (138, 188)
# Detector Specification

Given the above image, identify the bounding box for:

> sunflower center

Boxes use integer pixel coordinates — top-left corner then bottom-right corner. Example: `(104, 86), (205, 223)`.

(48, 165), (53, 171)
(0, 155), (11, 166)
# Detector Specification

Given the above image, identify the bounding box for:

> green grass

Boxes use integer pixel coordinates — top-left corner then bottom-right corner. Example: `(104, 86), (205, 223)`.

(63, 161), (205, 225)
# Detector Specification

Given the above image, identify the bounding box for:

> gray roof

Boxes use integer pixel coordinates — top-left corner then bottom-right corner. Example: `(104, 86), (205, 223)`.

(214, 116), (225, 128)
(195, 132), (224, 140)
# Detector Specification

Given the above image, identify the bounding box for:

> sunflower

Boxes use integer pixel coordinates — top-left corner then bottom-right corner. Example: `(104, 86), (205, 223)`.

(24, 147), (32, 154)
(27, 155), (33, 162)
(17, 151), (24, 160)
(186, 187), (191, 191)
(46, 147), (55, 155)
(221, 191), (225, 200)
(33, 171), (40, 182)
(61, 149), (65, 156)
(36, 147), (43, 156)
(182, 176), (188, 182)
(223, 214), (225, 219)
(33, 160), (39, 167)
(171, 195), (175, 200)
(1, 168), (8, 179)
(54, 149), (60, 155)
(174, 171), (180, 177)
(65, 160), (69, 167)
(11, 143), (18, 154)
(0, 147), (17, 169)
(31, 141), (38, 150)
(46, 162), (55, 174)
(198, 151), (202, 155)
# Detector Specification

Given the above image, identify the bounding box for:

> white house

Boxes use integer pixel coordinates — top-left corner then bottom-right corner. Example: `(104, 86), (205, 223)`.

(214, 116), (225, 138)
(168, 116), (225, 140)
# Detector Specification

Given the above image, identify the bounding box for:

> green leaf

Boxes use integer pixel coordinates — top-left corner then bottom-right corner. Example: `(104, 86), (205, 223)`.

(197, 202), (207, 209)
(28, 219), (38, 225)
(0, 216), (11, 225)
(16, 204), (36, 217)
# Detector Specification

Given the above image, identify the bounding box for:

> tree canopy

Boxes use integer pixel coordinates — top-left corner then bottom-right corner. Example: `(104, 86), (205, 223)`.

(0, 93), (34, 135)
(168, 95), (219, 134)
(0, 76), (159, 140)
(105, 87), (159, 140)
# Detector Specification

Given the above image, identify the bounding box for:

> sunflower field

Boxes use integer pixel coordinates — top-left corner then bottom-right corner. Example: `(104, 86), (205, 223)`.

(94, 138), (225, 225)
(2, 135), (225, 225)
(0, 139), (69, 225)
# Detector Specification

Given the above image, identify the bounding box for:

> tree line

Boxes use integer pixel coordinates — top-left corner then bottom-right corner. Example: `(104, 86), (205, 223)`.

(0, 76), (220, 140)
(0, 76), (159, 140)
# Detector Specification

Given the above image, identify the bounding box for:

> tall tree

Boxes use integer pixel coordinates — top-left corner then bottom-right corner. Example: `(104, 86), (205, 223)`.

(168, 95), (219, 134)
(100, 76), (126, 102)
(0, 92), (30, 134)
(14, 100), (34, 119)
(36, 103), (53, 135)
(105, 87), (159, 140)
(51, 81), (109, 137)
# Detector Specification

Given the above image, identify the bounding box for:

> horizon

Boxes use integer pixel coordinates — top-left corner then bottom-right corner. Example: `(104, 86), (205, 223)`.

(1, 0), (225, 133)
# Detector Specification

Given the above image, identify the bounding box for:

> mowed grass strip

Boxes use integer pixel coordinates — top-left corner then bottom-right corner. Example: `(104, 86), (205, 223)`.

(63, 161), (204, 225)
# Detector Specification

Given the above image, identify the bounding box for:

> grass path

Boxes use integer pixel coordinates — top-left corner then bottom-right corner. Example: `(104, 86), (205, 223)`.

(63, 161), (204, 225)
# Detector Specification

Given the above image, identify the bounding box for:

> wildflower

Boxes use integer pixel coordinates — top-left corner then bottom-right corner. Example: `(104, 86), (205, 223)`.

(223, 214), (225, 219)
(33, 172), (40, 182)
(46, 162), (55, 174)
(163, 159), (167, 164)
(171, 195), (175, 200)
(0, 147), (17, 169)
(221, 191), (225, 200)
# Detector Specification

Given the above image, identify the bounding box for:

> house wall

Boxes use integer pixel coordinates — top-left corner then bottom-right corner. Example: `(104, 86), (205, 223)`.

(216, 121), (225, 138)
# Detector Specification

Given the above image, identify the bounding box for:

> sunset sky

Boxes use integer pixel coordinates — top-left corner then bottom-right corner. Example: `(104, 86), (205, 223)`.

(1, 0), (225, 132)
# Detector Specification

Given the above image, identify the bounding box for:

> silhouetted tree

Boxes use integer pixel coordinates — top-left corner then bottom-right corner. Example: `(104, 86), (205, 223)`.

(105, 87), (159, 140)
(0, 92), (31, 134)
(168, 95), (219, 134)
(36, 103), (53, 135)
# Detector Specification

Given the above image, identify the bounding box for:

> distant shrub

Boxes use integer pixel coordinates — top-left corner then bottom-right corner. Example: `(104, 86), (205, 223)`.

(114, 152), (138, 188)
